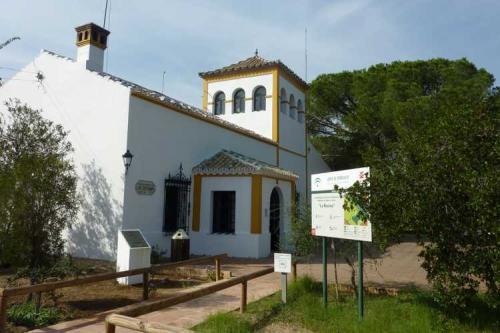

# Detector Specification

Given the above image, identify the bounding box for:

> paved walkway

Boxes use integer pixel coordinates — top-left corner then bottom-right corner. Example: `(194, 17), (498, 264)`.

(30, 241), (427, 332)
(30, 265), (281, 333)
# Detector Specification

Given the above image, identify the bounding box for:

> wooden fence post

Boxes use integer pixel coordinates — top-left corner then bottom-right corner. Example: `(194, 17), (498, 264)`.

(292, 262), (297, 281)
(105, 320), (116, 333)
(240, 281), (247, 313)
(215, 257), (221, 281)
(143, 272), (149, 300)
(0, 289), (7, 332)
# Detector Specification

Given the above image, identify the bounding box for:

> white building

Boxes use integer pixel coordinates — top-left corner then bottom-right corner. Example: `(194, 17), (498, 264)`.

(0, 23), (329, 260)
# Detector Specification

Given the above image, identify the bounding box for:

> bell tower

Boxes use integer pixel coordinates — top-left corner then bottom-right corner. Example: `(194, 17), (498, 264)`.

(199, 54), (308, 154)
(75, 23), (110, 72)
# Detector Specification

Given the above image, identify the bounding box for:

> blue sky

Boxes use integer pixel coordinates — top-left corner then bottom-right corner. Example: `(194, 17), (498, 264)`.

(1, 0), (498, 107)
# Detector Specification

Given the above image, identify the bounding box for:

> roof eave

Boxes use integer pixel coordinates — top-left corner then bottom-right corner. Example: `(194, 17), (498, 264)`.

(199, 63), (309, 90)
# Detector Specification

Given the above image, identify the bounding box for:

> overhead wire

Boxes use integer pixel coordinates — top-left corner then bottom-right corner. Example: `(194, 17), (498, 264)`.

(31, 58), (101, 163)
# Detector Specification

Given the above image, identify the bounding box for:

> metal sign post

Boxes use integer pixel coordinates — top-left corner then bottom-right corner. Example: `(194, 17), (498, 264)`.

(358, 241), (364, 320)
(322, 237), (328, 307)
(281, 273), (288, 304)
(274, 253), (292, 304)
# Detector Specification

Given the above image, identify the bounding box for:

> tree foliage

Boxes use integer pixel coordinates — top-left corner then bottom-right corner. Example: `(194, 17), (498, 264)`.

(0, 100), (78, 282)
(308, 58), (500, 308)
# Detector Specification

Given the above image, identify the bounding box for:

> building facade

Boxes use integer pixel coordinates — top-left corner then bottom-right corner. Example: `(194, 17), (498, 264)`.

(0, 23), (329, 260)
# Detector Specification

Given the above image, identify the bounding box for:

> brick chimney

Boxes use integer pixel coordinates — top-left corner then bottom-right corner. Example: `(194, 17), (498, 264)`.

(75, 23), (110, 72)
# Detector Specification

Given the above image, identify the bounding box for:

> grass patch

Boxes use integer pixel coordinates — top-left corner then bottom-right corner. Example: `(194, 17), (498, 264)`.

(7, 302), (61, 328)
(194, 276), (499, 333)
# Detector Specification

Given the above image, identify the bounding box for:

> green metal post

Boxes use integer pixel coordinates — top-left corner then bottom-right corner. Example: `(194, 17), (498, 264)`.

(358, 241), (364, 320)
(322, 237), (328, 307)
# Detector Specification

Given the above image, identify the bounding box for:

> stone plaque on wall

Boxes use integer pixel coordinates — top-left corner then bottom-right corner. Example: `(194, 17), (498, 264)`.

(135, 180), (156, 195)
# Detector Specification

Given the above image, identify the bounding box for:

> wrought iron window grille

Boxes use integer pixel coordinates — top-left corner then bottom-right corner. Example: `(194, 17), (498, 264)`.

(163, 164), (191, 234)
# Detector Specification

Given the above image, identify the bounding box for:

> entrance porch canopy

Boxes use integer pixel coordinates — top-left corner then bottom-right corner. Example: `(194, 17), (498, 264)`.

(192, 149), (298, 180)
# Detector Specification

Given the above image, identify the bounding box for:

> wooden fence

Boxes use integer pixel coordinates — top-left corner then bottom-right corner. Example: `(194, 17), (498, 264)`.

(105, 314), (194, 333)
(105, 266), (275, 333)
(0, 254), (226, 331)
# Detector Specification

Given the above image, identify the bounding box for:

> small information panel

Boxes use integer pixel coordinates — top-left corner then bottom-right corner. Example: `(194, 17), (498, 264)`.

(135, 180), (156, 195)
(274, 253), (292, 273)
(311, 167), (372, 242)
(122, 230), (149, 248)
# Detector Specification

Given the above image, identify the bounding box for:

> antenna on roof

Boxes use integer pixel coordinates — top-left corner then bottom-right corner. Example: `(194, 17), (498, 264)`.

(162, 71), (166, 94)
(305, 27), (308, 82)
(103, 0), (109, 28)
(103, 0), (112, 72)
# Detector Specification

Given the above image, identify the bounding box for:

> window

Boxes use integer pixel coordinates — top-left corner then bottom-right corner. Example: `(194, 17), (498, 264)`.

(253, 86), (266, 111)
(78, 32), (83, 42)
(214, 92), (225, 115)
(289, 94), (296, 119)
(233, 89), (245, 113)
(280, 88), (287, 113)
(297, 99), (304, 123)
(212, 191), (235, 234)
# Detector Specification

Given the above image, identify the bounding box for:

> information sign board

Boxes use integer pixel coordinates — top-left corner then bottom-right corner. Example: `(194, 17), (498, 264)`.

(274, 253), (292, 273)
(311, 167), (372, 242)
(121, 230), (150, 248)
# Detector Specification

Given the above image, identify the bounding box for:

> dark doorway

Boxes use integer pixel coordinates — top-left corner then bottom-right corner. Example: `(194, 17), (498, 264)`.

(269, 188), (281, 252)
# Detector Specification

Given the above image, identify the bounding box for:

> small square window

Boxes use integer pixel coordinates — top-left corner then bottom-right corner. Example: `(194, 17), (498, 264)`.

(212, 191), (235, 234)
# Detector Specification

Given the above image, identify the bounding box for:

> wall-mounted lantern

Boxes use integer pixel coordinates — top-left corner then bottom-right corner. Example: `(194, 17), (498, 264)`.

(122, 149), (133, 174)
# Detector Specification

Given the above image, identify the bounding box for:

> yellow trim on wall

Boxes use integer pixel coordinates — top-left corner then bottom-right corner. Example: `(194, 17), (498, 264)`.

(203, 69), (275, 83)
(251, 175), (263, 234)
(202, 79), (208, 111)
(191, 175), (202, 232)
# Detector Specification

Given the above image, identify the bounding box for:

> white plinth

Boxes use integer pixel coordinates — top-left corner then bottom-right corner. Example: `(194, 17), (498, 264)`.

(116, 229), (151, 285)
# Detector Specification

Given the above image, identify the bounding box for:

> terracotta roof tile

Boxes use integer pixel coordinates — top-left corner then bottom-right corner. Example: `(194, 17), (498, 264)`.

(199, 54), (308, 89)
(192, 150), (298, 179)
(41, 50), (274, 144)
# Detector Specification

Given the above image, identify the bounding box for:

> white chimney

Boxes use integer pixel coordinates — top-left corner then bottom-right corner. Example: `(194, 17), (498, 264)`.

(75, 23), (110, 72)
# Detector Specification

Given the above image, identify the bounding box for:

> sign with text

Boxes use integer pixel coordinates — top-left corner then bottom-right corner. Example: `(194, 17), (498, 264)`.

(274, 253), (292, 273)
(135, 180), (156, 195)
(311, 167), (372, 242)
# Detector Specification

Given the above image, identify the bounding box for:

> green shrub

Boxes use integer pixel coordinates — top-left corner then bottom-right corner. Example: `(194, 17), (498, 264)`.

(7, 302), (61, 328)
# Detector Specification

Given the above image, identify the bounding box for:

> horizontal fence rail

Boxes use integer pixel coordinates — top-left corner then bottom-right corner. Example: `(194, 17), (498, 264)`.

(105, 314), (195, 333)
(113, 266), (275, 318)
(0, 254), (227, 331)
